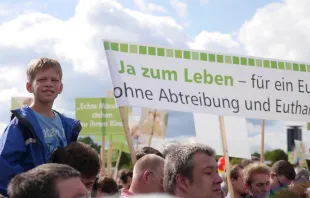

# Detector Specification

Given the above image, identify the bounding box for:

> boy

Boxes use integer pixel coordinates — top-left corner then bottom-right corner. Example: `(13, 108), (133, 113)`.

(0, 58), (82, 197)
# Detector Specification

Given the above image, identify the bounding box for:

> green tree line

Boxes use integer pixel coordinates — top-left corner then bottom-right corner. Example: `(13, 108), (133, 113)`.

(79, 137), (289, 169)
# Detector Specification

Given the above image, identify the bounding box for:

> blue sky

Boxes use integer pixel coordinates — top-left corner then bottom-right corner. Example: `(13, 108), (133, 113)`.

(0, 0), (309, 153)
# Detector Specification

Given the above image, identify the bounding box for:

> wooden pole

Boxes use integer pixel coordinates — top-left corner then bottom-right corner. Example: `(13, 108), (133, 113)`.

(107, 141), (113, 177)
(148, 109), (157, 146)
(100, 136), (105, 176)
(261, 119), (265, 163)
(114, 148), (123, 180)
(219, 116), (234, 198)
(119, 107), (137, 165)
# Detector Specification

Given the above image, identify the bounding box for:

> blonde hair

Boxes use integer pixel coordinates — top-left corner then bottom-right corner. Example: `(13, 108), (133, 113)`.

(243, 162), (271, 185)
(27, 57), (63, 84)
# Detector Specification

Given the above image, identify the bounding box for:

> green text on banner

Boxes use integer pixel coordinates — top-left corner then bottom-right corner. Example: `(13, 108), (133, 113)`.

(104, 40), (310, 122)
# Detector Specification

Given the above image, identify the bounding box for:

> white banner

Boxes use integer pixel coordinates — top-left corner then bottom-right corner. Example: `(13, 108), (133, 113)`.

(104, 40), (310, 122)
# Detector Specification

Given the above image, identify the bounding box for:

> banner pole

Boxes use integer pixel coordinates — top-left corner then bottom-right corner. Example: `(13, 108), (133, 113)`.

(261, 119), (265, 163)
(219, 116), (234, 198)
(119, 107), (137, 165)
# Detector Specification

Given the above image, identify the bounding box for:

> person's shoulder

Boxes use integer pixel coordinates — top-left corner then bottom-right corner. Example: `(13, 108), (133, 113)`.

(54, 110), (79, 124)
(11, 106), (36, 122)
(7, 107), (31, 128)
(53, 110), (82, 134)
(273, 188), (299, 198)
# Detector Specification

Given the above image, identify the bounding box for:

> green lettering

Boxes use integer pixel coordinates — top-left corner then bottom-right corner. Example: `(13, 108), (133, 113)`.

(162, 70), (178, 81)
(215, 75), (223, 85)
(224, 76), (234, 86)
(184, 68), (192, 82)
(203, 69), (213, 84)
(184, 68), (234, 86)
(193, 73), (202, 83)
(127, 65), (136, 75)
(142, 67), (149, 77)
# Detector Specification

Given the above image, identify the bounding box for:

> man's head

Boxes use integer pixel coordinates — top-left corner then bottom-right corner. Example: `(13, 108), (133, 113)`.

(50, 141), (101, 191)
(164, 143), (223, 198)
(290, 167), (310, 197)
(136, 146), (164, 160)
(132, 154), (165, 194)
(270, 160), (295, 189)
(8, 163), (88, 198)
(94, 176), (119, 197)
(241, 156), (260, 168)
(118, 169), (133, 190)
(243, 162), (271, 198)
(161, 142), (181, 158)
(26, 57), (63, 104)
(229, 164), (248, 196)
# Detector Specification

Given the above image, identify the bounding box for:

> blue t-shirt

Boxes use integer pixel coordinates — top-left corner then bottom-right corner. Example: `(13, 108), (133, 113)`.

(33, 111), (67, 161)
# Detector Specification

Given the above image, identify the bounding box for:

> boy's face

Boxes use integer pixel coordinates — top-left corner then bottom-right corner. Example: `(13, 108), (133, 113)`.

(27, 67), (63, 104)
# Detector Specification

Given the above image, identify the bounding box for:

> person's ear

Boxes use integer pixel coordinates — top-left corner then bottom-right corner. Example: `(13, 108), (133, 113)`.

(175, 174), (190, 193)
(143, 171), (151, 183)
(271, 172), (276, 179)
(59, 82), (63, 94)
(26, 82), (33, 93)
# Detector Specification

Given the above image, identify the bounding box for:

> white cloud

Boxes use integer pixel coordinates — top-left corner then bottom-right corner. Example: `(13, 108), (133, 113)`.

(248, 131), (287, 153)
(0, 66), (24, 87)
(189, 31), (244, 54)
(0, 12), (63, 48)
(246, 120), (286, 153)
(169, 0), (188, 18)
(191, 0), (310, 63)
(238, 0), (310, 62)
(134, 0), (166, 13)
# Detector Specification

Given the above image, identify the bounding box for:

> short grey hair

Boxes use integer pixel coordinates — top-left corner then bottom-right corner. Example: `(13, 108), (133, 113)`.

(163, 143), (216, 194)
(161, 141), (181, 158)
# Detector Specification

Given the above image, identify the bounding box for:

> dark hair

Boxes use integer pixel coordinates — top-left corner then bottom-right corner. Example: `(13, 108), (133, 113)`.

(118, 169), (133, 184)
(230, 164), (244, 180)
(136, 146), (164, 160)
(163, 143), (216, 194)
(50, 141), (100, 179)
(241, 156), (260, 168)
(272, 160), (296, 180)
(98, 176), (119, 194)
(7, 163), (80, 198)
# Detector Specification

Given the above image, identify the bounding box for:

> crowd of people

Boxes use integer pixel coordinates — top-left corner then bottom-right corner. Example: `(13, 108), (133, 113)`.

(2, 141), (310, 198)
(0, 58), (310, 198)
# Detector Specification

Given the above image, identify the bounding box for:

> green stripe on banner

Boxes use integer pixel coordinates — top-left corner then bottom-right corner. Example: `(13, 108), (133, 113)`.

(103, 41), (310, 73)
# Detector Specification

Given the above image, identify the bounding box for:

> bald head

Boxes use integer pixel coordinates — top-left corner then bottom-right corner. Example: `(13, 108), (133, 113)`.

(130, 154), (165, 194)
(133, 154), (165, 179)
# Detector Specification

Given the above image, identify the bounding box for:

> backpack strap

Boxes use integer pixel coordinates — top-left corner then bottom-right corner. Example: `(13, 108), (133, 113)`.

(10, 113), (36, 145)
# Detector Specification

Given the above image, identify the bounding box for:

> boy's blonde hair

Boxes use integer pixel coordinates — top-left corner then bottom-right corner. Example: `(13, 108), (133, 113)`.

(27, 57), (63, 84)
(243, 162), (271, 185)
